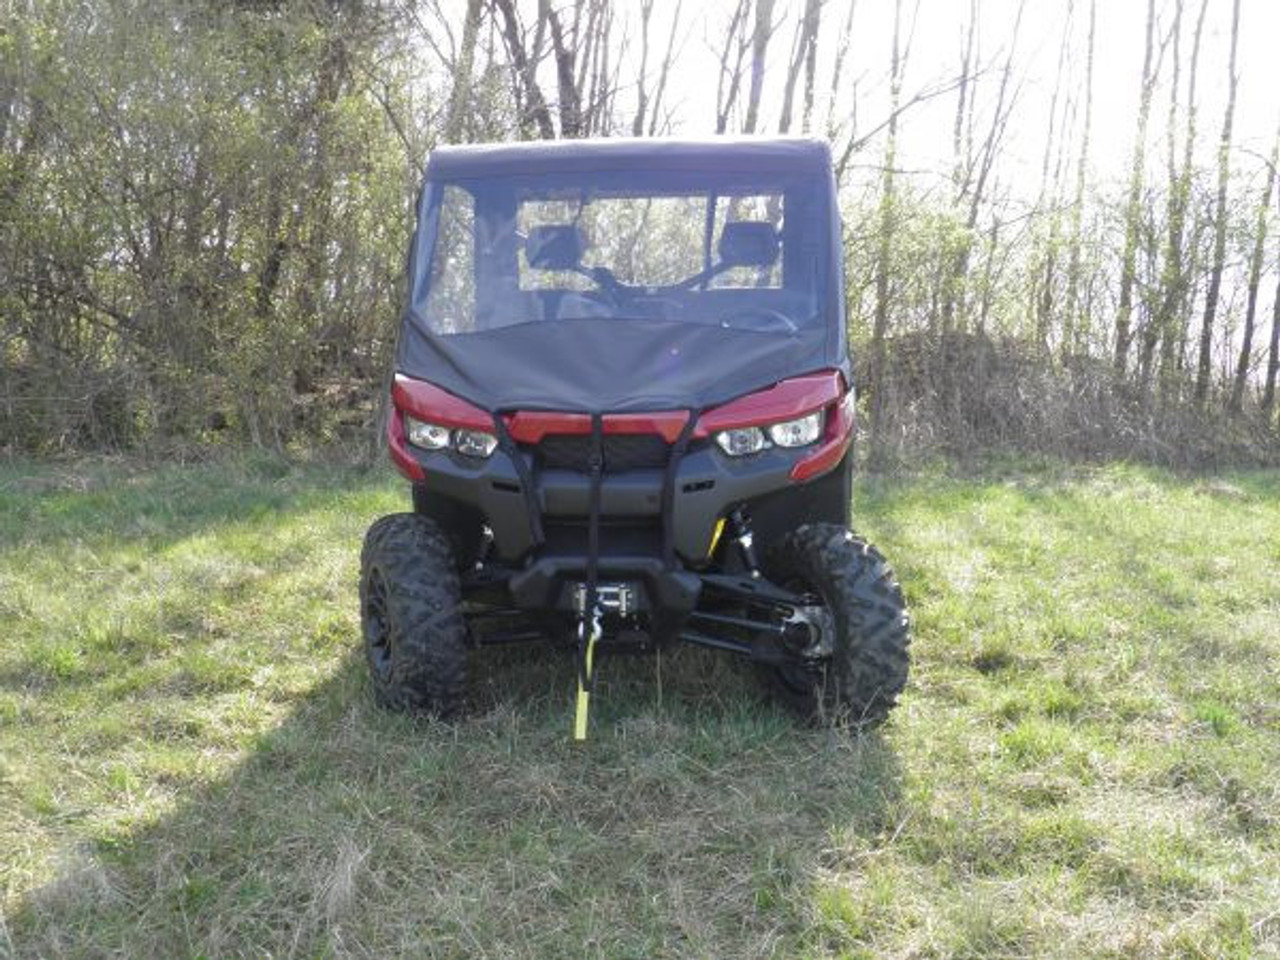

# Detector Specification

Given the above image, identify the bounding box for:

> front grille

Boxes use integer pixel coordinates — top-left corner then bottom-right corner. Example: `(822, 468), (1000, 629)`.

(534, 433), (671, 472)
(542, 517), (663, 555)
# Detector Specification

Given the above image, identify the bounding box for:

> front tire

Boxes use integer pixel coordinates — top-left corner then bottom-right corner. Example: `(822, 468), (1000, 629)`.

(761, 524), (910, 727)
(359, 513), (467, 716)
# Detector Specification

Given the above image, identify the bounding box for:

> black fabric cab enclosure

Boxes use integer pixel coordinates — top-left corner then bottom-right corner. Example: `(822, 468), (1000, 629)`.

(395, 137), (850, 413)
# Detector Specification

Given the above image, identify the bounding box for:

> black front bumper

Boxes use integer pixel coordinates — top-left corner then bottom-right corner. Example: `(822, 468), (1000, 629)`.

(410, 440), (811, 563)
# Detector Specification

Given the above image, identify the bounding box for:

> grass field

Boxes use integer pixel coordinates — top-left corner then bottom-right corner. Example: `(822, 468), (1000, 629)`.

(1, 456), (1277, 958)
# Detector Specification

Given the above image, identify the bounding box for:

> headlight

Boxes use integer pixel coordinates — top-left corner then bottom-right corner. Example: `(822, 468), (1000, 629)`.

(453, 428), (498, 458)
(404, 415), (497, 458)
(715, 426), (767, 456)
(768, 410), (823, 448)
(405, 415), (450, 450)
(715, 411), (824, 456)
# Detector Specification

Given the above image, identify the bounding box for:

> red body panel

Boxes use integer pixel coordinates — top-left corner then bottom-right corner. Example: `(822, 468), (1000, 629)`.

(505, 410), (691, 444)
(389, 369), (854, 484)
(386, 404), (425, 481)
(393, 374), (493, 431)
(694, 371), (843, 436)
(790, 388), (856, 482)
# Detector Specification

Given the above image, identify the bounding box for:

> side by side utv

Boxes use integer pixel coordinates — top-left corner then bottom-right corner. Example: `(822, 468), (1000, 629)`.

(360, 137), (910, 737)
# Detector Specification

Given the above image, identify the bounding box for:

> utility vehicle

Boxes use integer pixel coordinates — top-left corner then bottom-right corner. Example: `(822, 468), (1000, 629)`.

(361, 138), (909, 737)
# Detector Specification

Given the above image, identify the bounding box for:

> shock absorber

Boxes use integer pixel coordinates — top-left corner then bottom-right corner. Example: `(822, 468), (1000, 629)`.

(729, 509), (761, 578)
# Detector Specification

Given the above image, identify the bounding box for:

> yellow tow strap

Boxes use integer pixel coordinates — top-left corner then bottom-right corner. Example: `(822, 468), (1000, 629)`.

(573, 632), (596, 742)
(576, 609), (604, 742)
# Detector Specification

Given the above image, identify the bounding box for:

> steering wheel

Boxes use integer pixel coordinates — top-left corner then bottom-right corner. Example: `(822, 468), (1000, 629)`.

(627, 293), (686, 319)
(717, 307), (798, 334)
(558, 289), (616, 317)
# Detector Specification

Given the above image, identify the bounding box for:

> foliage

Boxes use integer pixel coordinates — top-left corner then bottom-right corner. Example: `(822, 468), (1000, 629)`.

(2, 2), (415, 452)
(2, 0), (1279, 464)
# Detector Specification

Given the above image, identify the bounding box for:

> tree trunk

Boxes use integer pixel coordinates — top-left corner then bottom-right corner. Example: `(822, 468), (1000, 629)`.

(1158, 0), (1208, 399)
(799, 0), (821, 132)
(1194, 0), (1240, 403)
(777, 0), (820, 134)
(742, 0), (776, 134)
(940, 0), (1023, 337)
(492, 0), (556, 139)
(646, 0), (683, 136)
(540, 0), (582, 138)
(1264, 148), (1280, 422)
(868, 0), (905, 470)
(1262, 258), (1280, 420)
(1114, 0), (1159, 375)
(714, 0), (751, 134)
(937, 0), (977, 334)
(1230, 131), (1278, 412)
(1033, 2), (1072, 349)
(442, 0), (483, 143)
(951, 0), (976, 195)
(978, 216), (1001, 335)
(824, 0), (858, 143)
(632, 0), (653, 136)
(1063, 0), (1095, 358)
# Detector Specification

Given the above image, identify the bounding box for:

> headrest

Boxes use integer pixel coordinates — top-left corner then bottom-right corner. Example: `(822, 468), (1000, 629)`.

(525, 224), (585, 270)
(718, 221), (780, 268)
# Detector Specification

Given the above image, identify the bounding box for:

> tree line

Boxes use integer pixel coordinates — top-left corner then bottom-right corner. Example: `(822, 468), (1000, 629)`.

(2, 0), (1278, 466)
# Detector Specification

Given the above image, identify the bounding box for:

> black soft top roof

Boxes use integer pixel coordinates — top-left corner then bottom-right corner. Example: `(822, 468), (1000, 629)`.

(425, 136), (833, 179)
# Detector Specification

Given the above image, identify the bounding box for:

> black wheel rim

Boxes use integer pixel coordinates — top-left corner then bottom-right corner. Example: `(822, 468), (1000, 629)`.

(364, 566), (393, 681)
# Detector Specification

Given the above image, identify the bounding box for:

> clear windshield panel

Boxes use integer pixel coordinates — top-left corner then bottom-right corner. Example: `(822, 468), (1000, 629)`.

(410, 169), (829, 335)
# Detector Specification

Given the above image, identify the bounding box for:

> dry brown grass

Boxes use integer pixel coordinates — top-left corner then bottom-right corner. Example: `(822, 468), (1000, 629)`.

(861, 332), (1280, 471)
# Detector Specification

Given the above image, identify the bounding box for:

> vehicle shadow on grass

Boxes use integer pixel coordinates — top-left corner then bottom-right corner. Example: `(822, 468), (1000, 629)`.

(7, 645), (904, 958)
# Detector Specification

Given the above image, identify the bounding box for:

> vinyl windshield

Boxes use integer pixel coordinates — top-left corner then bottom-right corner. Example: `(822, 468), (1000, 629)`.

(407, 168), (830, 336)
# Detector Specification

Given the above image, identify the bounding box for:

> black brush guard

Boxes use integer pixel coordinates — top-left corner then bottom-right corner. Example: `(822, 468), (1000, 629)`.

(466, 409), (828, 736)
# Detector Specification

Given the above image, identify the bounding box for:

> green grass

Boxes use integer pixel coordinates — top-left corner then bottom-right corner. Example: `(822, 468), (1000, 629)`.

(1, 455), (1278, 958)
